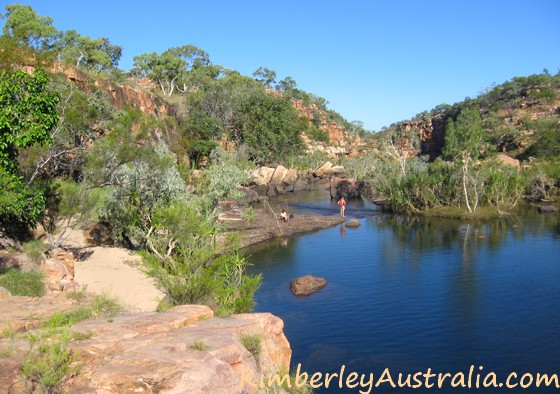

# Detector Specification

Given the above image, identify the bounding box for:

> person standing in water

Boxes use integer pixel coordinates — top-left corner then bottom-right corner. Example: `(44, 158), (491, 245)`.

(337, 197), (346, 218)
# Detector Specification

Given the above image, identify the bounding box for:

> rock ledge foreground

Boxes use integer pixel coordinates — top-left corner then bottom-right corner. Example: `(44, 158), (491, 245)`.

(0, 304), (291, 393)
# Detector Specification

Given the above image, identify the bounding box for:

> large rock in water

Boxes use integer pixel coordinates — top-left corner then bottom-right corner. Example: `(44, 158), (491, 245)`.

(329, 177), (364, 199)
(290, 275), (327, 296)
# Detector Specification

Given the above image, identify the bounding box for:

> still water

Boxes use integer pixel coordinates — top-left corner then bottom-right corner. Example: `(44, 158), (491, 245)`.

(245, 191), (560, 393)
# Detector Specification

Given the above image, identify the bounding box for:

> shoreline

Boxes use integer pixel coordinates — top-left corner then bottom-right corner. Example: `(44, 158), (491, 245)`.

(219, 201), (347, 251)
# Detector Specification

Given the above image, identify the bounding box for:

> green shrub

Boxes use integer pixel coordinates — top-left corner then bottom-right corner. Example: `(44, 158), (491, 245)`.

(189, 340), (209, 351)
(240, 333), (262, 362)
(22, 240), (47, 265)
(21, 329), (76, 394)
(0, 269), (45, 297)
(42, 293), (122, 328)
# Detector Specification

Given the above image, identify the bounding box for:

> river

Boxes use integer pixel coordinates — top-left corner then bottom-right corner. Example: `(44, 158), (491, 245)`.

(244, 190), (560, 393)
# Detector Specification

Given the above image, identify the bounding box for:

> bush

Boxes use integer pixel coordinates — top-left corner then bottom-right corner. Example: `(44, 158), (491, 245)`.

(21, 329), (76, 394)
(22, 239), (47, 265)
(240, 333), (262, 362)
(0, 269), (45, 297)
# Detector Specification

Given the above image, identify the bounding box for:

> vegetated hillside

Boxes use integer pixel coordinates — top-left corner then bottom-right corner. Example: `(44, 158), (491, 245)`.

(378, 71), (560, 161)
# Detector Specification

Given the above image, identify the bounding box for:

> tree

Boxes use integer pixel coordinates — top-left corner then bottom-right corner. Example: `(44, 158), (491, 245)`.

(56, 30), (122, 74)
(233, 89), (304, 164)
(1, 4), (58, 50)
(276, 76), (297, 93)
(443, 108), (486, 213)
(0, 68), (59, 230)
(131, 45), (210, 96)
(252, 67), (276, 88)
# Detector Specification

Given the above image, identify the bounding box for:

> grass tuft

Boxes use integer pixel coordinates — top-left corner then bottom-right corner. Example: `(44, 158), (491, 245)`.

(0, 269), (45, 297)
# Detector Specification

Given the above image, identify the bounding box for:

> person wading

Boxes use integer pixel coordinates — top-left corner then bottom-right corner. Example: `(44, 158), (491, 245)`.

(337, 197), (346, 218)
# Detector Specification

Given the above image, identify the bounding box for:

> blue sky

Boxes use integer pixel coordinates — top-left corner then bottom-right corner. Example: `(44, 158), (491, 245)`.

(2, 0), (559, 131)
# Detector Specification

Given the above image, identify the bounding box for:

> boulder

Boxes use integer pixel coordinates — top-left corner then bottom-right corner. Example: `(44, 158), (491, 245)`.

(345, 220), (360, 228)
(235, 185), (259, 204)
(47, 248), (75, 277)
(86, 221), (114, 246)
(537, 205), (559, 213)
(0, 286), (10, 299)
(251, 166), (275, 186)
(282, 168), (298, 186)
(313, 161), (333, 178)
(41, 259), (71, 291)
(290, 275), (327, 296)
(330, 177), (364, 199)
(496, 154), (520, 169)
(270, 165), (289, 185)
(326, 165), (346, 175)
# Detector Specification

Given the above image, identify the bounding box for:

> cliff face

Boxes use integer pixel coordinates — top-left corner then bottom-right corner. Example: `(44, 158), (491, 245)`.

(53, 64), (171, 118)
(0, 303), (292, 393)
(293, 99), (364, 148)
(389, 88), (560, 160)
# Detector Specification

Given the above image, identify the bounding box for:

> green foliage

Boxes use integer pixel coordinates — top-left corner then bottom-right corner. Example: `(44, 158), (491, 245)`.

(0, 167), (46, 230)
(252, 66), (277, 88)
(41, 179), (105, 247)
(199, 147), (253, 205)
(56, 29), (122, 74)
(0, 68), (59, 231)
(214, 252), (262, 316)
(240, 333), (262, 362)
(89, 129), (187, 247)
(131, 45), (210, 96)
(1, 4), (58, 50)
(21, 328), (77, 394)
(43, 307), (92, 328)
(43, 293), (122, 328)
(0, 68), (59, 174)
(0, 268), (45, 297)
(22, 239), (46, 265)
(443, 108), (486, 162)
(234, 89), (305, 164)
(520, 117), (560, 159)
(522, 160), (560, 202)
(242, 205), (257, 221)
(189, 340), (209, 351)
(19, 76), (117, 183)
(304, 125), (329, 142)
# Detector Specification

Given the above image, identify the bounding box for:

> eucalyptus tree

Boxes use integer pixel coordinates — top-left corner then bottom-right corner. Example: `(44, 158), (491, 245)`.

(443, 108), (486, 213)
(252, 66), (276, 88)
(131, 45), (210, 96)
(55, 30), (122, 74)
(1, 4), (58, 50)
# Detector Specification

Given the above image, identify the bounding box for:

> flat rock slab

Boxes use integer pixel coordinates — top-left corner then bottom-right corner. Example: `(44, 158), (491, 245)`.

(290, 275), (327, 296)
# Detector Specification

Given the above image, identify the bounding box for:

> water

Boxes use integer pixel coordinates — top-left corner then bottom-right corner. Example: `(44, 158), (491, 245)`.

(245, 191), (560, 393)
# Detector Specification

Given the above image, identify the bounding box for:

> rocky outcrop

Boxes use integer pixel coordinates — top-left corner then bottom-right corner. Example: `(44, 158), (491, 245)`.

(0, 304), (292, 394)
(290, 275), (327, 296)
(293, 100), (365, 148)
(53, 64), (170, 119)
(329, 177), (364, 199)
(496, 154), (520, 169)
(249, 165), (331, 198)
(0, 293), (84, 334)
